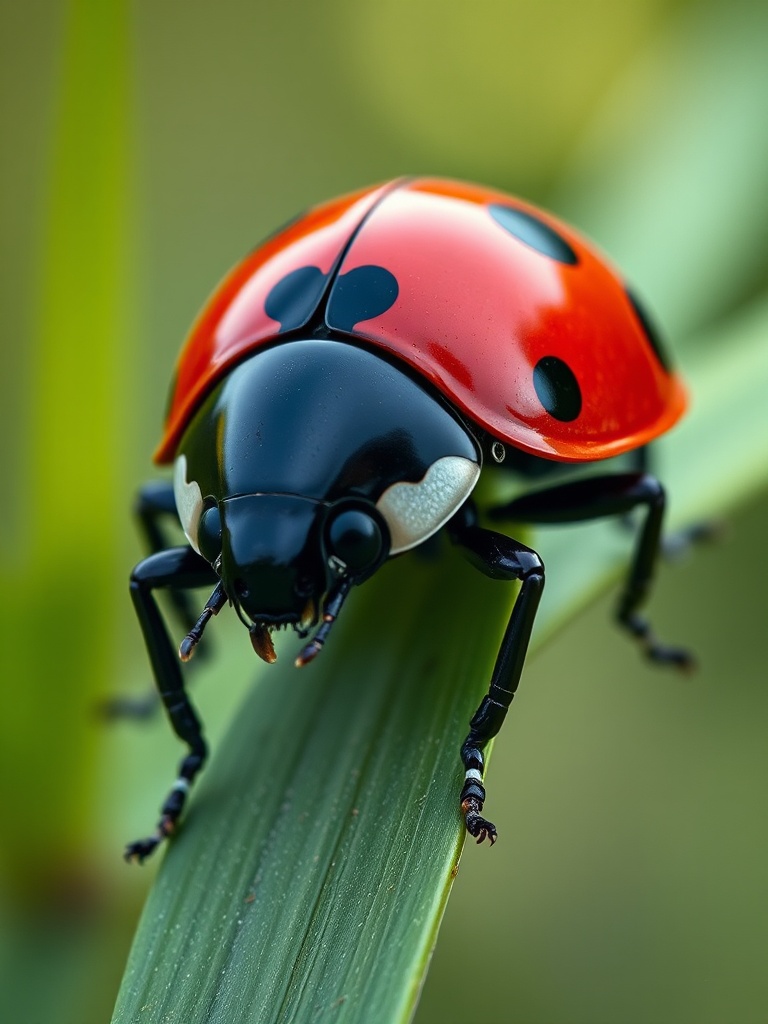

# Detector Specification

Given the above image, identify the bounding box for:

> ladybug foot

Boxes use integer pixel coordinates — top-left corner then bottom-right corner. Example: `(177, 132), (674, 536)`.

(466, 814), (498, 845)
(99, 691), (160, 721)
(646, 642), (696, 674)
(621, 611), (696, 674)
(123, 815), (177, 864)
(124, 817), (175, 864)
(662, 518), (724, 561)
(463, 804), (498, 845)
(124, 835), (163, 864)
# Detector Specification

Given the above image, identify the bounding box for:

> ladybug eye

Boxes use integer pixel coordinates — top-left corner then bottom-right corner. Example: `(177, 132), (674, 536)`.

(197, 505), (222, 564)
(326, 508), (386, 576)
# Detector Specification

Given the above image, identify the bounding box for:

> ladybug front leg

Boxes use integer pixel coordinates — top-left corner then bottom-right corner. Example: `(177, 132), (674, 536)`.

(105, 484), (209, 721)
(126, 545), (219, 863)
(135, 480), (204, 633)
(489, 471), (694, 670)
(449, 507), (545, 844)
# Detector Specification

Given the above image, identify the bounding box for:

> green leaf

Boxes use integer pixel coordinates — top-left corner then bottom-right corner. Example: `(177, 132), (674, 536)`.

(113, 548), (512, 1024)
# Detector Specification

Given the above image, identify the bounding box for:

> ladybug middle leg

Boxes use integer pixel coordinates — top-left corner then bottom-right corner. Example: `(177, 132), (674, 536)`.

(626, 445), (721, 558)
(489, 471), (694, 671)
(448, 504), (545, 844)
(125, 545), (219, 862)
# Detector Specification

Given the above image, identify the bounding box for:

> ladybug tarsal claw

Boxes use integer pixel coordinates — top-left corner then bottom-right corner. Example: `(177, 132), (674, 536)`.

(124, 812), (179, 864)
(649, 644), (696, 674)
(466, 814), (498, 846)
(462, 793), (498, 846)
(123, 834), (163, 864)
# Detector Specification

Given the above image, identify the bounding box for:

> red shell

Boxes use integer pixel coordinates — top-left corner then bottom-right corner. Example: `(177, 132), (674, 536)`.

(155, 178), (686, 465)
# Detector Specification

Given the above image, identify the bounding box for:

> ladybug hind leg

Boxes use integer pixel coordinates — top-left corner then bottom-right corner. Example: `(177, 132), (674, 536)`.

(489, 471), (694, 671)
(626, 445), (722, 560)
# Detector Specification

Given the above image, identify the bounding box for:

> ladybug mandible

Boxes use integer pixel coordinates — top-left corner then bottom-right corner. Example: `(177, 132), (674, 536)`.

(126, 177), (691, 862)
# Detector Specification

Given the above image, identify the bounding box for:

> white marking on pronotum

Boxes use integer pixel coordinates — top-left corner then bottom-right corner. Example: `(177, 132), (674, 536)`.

(376, 455), (480, 555)
(464, 768), (483, 782)
(171, 778), (191, 794)
(174, 454), (204, 553)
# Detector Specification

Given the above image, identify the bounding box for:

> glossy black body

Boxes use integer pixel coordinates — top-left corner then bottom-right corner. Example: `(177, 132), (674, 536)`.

(179, 339), (479, 503)
(177, 338), (479, 624)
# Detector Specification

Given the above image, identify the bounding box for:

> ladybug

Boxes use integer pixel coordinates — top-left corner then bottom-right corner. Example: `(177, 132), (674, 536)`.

(125, 177), (692, 862)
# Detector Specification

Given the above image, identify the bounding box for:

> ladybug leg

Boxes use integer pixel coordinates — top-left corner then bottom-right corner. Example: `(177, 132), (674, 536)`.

(658, 517), (723, 560)
(489, 472), (694, 671)
(449, 507), (545, 844)
(125, 545), (219, 863)
(624, 446), (721, 558)
(628, 443), (650, 474)
(105, 484), (209, 721)
(135, 481), (204, 633)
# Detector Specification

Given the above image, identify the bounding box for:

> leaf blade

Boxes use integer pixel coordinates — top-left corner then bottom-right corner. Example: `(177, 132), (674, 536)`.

(113, 550), (512, 1024)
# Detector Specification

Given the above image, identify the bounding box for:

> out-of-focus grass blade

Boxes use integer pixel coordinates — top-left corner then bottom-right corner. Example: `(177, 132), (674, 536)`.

(113, 289), (768, 1024)
(0, 0), (133, 893)
(664, 295), (768, 521)
(555, 2), (768, 342)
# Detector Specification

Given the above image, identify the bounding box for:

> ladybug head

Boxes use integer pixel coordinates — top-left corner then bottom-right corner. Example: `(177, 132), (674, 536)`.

(231, 494), (390, 663)
(219, 494), (327, 630)
(187, 488), (390, 664)
(172, 338), (480, 665)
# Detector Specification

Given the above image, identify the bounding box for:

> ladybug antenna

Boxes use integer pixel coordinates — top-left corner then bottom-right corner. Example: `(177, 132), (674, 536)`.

(179, 581), (227, 662)
(295, 576), (354, 667)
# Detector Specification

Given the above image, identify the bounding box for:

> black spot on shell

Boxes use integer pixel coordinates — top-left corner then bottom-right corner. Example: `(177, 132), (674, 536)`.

(625, 287), (672, 372)
(533, 356), (582, 421)
(489, 204), (578, 265)
(326, 265), (399, 332)
(264, 266), (328, 332)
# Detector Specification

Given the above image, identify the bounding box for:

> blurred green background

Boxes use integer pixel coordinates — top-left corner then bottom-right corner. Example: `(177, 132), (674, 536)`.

(1, 1), (767, 1021)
